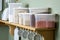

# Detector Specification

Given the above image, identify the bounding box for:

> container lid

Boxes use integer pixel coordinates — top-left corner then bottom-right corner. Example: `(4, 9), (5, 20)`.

(29, 8), (50, 13)
(35, 14), (55, 21)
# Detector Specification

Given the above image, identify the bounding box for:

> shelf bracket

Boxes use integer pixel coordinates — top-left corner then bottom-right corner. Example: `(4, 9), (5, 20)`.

(9, 25), (16, 36)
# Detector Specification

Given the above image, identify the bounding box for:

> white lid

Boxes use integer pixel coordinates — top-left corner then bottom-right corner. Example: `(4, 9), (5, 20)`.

(29, 8), (49, 13)
(14, 7), (29, 10)
(18, 13), (35, 15)
(8, 3), (23, 8)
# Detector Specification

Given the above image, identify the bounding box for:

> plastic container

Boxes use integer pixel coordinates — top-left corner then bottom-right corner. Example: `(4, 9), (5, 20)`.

(22, 13), (36, 27)
(35, 14), (55, 28)
(19, 13), (35, 27)
(13, 8), (29, 24)
(14, 8), (29, 13)
(23, 13), (31, 26)
(8, 3), (23, 8)
(29, 8), (51, 14)
(30, 14), (35, 27)
(8, 3), (23, 23)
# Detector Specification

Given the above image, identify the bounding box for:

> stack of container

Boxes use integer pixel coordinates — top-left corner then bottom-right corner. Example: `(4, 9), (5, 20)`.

(13, 8), (28, 24)
(18, 8), (55, 28)
(35, 14), (55, 28)
(8, 7), (56, 28)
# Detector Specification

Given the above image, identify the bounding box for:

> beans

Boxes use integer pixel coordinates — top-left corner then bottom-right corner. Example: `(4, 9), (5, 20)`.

(36, 21), (55, 28)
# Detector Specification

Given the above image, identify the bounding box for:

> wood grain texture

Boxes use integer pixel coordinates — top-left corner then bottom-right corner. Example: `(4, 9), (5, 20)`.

(36, 30), (55, 40)
(0, 20), (56, 40)
(0, 20), (55, 31)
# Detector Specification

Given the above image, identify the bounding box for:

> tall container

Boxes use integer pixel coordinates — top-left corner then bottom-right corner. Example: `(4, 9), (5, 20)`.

(35, 14), (55, 28)
(19, 13), (35, 27)
(8, 3), (23, 23)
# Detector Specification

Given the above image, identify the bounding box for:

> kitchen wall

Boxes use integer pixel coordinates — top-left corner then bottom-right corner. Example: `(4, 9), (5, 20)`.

(20, 0), (60, 14)
(0, 0), (60, 40)
(0, 0), (9, 40)
(0, 25), (9, 40)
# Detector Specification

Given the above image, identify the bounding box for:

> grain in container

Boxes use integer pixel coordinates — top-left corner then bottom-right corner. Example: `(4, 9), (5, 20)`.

(35, 14), (55, 28)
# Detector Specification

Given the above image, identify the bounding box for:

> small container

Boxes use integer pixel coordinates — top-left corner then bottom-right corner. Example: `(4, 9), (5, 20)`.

(8, 3), (23, 8)
(29, 8), (50, 14)
(23, 13), (31, 26)
(35, 14), (55, 28)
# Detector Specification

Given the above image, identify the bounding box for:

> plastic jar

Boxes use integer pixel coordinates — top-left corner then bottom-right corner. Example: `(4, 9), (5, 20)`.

(35, 14), (55, 28)
(8, 3), (23, 23)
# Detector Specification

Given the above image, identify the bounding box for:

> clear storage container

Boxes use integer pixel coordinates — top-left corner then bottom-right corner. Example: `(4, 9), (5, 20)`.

(19, 13), (24, 25)
(35, 14), (55, 28)
(29, 8), (51, 14)
(13, 8), (29, 24)
(23, 13), (36, 27)
(23, 13), (31, 26)
(8, 3), (23, 23)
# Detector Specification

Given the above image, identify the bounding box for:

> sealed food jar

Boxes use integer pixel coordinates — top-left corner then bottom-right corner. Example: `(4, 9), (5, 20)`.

(35, 14), (55, 28)
(14, 8), (29, 13)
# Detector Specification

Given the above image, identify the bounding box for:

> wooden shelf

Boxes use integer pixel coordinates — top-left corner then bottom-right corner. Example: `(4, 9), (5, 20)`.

(0, 20), (56, 40)
(0, 20), (55, 31)
(0, 20), (35, 31)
